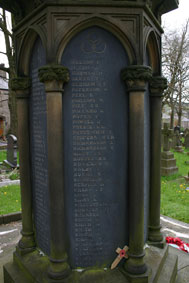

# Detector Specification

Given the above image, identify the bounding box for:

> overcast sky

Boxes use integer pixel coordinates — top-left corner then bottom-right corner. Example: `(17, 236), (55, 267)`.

(162, 0), (189, 30)
(0, 0), (189, 66)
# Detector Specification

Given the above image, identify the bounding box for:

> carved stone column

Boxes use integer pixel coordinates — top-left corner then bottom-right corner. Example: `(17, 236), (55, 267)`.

(148, 76), (167, 246)
(38, 64), (71, 280)
(121, 65), (152, 277)
(11, 77), (35, 254)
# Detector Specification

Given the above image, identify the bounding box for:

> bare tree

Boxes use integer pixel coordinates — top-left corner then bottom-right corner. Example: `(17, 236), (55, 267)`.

(0, 9), (17, 135)
(162, 20), (189, 128)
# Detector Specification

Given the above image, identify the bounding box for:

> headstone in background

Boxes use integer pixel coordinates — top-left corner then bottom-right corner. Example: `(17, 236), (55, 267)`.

(184, 172), (189, 183)
(4, 134), (18, 168)
(184, 131), (189, 149)
(161, 123), (178, 176)
(174, 125), (180, 134)
(174, 131), (183, 152)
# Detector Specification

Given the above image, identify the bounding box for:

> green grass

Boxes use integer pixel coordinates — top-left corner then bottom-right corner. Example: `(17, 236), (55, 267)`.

(0, 149), (19, 164)
(0, 150), (7, 162)
(161, 179), (189, 223)
(0, 185), (21, 215)
(161, 149), (189, 223)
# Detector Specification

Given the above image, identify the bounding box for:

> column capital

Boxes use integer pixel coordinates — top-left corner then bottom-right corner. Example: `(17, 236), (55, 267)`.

(121, 65), (152, 91)
(38, 64), (69, 92)
(150, 76), (167, 97)
(10, 77), (31, 99)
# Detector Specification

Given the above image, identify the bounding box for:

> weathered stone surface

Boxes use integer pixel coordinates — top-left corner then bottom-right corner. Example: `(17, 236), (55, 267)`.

(0, 0), (179, 24)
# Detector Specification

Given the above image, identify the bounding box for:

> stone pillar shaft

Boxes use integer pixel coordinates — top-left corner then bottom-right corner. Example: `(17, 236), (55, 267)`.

(38, 65), (70, 280)
(11, 77), (35, 254)
(148, 76), (167, 245)
(122, 66), (152, 276)
(129, 90), (145, 255)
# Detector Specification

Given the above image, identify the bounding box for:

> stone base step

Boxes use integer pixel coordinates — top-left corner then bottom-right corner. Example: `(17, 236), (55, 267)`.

(4, 245), (178, 283)
(156, 253), (178, 283)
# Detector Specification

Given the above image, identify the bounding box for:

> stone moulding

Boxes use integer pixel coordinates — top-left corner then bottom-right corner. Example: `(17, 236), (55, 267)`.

(38, 64), (69, 83)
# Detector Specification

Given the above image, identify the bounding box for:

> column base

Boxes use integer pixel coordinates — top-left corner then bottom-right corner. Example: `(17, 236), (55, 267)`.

(124, 252), (147, 275)
(148, 225), (164, 245)
(17, 232), (36, 255)
(147, 224), (165, 249)
(48, 256), (71, 280)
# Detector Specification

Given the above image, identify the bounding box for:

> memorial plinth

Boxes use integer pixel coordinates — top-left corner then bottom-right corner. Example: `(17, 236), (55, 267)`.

(1, 0), (179, 282)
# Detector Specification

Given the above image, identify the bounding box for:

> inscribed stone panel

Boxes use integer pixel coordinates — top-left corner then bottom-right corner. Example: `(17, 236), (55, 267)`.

(62, 26), (129, 268)
(30, 37), (50, 255)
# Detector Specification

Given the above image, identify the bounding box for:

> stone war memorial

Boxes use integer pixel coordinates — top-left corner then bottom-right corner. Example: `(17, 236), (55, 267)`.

(1, 0), (179, 282)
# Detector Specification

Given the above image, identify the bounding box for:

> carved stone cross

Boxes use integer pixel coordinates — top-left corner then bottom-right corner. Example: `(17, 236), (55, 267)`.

(111, 246), (128, 270)
(162, 122), (173, 152)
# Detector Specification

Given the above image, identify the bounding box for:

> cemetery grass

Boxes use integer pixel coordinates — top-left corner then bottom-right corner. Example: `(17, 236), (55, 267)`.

(0, 149), (19, 163)
(0, 185), (21, 215)
(0, 150), (7, 162)
(161, 150), (189, 223)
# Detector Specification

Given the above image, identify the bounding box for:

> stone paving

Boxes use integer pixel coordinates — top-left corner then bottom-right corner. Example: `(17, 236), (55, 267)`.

(0, 221), (21, 282)
(0, 217), (188, 282)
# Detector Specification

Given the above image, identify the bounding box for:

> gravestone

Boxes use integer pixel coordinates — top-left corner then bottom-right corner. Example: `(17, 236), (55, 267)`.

(174, 125), (180, 134)
(2, 1), (179, 283)
(174, 131), (183, 152)
(171, 134), (177, 149)
(185, 132), (189, 149)
(161, 123), (178, 176)
(4, 134), (18, 168)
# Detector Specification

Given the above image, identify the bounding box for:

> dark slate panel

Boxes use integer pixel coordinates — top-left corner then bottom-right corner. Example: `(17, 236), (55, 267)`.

(61, 26), (129, 268)
(29, 37), (50, 255)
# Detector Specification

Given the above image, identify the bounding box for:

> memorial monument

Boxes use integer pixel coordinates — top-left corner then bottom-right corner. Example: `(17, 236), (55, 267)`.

(1, 0), (179, 282)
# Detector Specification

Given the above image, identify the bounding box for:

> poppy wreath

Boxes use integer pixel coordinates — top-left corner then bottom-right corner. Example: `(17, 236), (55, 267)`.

(166, 236), (189, 253)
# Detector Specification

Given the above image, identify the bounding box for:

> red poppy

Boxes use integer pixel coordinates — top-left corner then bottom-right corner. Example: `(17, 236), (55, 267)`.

(119, 249), (126, 258)
(166, 236), (189, 253)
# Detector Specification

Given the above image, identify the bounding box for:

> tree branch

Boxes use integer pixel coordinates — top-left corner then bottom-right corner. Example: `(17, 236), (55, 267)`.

(0, 65), (10, 74)
(0, 51), (7, 56)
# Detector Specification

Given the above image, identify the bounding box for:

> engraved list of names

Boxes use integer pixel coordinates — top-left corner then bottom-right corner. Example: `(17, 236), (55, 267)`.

(30, 38), (50, 255)
(62, 27), (129, 268)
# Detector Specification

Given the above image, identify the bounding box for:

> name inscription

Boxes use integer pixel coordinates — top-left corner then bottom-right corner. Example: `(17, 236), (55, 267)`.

(62, 27), (129, 268)
(30, 38), (50, 255)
